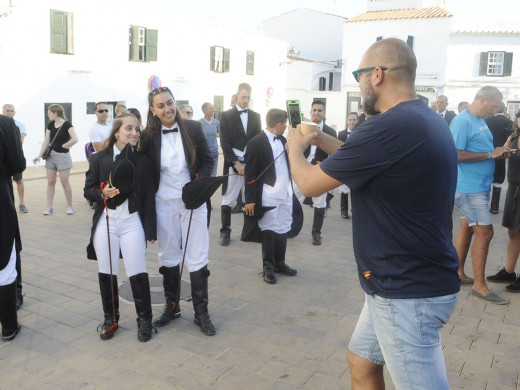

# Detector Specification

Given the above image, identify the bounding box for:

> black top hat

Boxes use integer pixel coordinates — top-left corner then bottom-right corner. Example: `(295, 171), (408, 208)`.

(182, 176), (226, 210)
(109, 143), (136, 196)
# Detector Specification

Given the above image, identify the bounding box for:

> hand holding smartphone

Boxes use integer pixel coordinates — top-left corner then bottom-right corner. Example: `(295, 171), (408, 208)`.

(286, 100), (302, 128)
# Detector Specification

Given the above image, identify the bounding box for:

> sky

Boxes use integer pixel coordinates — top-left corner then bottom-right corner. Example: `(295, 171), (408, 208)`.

(167, 0), (519, 31)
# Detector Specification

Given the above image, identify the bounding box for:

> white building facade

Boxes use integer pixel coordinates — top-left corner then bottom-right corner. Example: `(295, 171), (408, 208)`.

(0, 0), (288, 162)
(343, 0), (520, 117)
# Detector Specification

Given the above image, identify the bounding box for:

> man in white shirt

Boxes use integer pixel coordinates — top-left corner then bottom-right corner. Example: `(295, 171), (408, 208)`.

(89, 102), (113, 152)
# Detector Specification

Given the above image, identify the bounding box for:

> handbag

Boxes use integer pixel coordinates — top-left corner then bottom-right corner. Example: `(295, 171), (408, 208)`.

(42, 123), (64, 160)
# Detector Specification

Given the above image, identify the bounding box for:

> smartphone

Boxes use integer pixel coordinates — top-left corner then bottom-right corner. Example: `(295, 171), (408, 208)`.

(286, 100), (302, 128)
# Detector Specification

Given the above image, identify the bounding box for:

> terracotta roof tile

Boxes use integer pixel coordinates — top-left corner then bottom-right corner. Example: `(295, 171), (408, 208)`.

(346, 7), (452, 23)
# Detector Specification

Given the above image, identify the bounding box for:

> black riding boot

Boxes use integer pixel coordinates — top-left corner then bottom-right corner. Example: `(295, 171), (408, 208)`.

(274, 233), (297, 276)
(129, 273), (155, 342)
(340, 193), (350, 219)
(220, 205), (232, 246)
(0, 281), (20, 341)
(98, 273), (119, 340)
(312, 207), (326, 245)
(490, 186), (501, 214)
(261, 230), (277, 284)
(15, 251), (23, 310)
(190, 266), (216, 336)
(153, 266), (181, 327)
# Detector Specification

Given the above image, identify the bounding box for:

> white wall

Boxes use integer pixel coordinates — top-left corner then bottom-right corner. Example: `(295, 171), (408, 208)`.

(263, 8), (345, 62)
(0, 0), (288, 162)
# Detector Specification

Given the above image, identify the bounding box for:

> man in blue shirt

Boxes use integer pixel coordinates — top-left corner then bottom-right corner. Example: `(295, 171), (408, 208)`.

(451, 86), (511, 305)
(288, 38), (460, 390)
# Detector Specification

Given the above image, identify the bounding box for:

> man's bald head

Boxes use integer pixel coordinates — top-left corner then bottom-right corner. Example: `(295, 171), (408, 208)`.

(362, 38), (417, 87)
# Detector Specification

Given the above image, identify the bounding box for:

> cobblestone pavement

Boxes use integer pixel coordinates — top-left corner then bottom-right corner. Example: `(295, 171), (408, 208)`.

(1, 161), (519, 389)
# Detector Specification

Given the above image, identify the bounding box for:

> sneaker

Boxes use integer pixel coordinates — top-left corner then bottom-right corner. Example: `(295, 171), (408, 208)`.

(18, 205), (28, 213)
(43, 206), (53, 215)
(66, 206), (75, 215)
(486, 267), (516, 283)
(506, 277), (520, 293)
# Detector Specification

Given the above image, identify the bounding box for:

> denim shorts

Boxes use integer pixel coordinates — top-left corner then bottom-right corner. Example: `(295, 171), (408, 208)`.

(454, 191), (492, 226)
(349, 292), (458, 390)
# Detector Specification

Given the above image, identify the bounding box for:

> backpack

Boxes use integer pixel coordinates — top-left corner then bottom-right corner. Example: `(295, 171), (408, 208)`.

(85, 142), (95, 161)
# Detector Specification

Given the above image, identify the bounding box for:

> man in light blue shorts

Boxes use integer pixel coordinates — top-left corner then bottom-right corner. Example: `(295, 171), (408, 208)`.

(451, 86), (511, 305)
(288, 38), (460, 390)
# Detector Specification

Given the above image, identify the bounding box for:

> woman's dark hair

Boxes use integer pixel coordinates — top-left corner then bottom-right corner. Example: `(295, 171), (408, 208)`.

(102, 113), (139, 151)
(144, 87), (196, 165)
(128, 108), (142, 125)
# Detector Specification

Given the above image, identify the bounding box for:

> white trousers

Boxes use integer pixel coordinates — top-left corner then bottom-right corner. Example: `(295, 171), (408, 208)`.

(221, 166), (245, 206)
(93, 212), (147, 277)
(0, 240), (17, 286)
(258, 199), (293, 234)
(293, 180), (327, 209)
(156, 197), (209, 272)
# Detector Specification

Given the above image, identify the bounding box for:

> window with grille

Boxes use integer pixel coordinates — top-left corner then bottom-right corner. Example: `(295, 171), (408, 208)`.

(129, 26), (158, 62)
(479, 51), (513, 77)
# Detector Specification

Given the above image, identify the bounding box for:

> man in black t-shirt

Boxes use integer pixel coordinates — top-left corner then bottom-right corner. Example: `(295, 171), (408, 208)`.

(288, 38), (459, 390)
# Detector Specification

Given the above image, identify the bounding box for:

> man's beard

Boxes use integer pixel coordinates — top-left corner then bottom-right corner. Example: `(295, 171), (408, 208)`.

(362, 81), (381, 116)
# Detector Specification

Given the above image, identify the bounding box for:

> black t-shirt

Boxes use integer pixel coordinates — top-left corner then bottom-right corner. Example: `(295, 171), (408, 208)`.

(321, 100), (460, 299)
(48, 120), (72, 153)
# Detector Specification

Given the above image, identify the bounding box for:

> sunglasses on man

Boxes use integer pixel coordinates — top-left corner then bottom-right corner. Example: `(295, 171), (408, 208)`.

(97, 109), (109, 113)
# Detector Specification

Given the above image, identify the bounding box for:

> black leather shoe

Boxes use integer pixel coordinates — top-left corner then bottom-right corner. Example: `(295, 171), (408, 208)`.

(153, 301), (181, 327)
(312, 233), (321, 246)
(275, 264), (297, 276)
(194, 312), (216, 336)
(263, 270), (276, 284)
(2, 324), (21, 341)
(341, 210), (350, 219)
(220, 231), (230, 246)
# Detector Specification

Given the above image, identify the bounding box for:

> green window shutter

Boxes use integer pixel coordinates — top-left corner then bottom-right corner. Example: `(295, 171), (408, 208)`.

(145, 29), (158, 61)
(210, 46), (215, 71)
(407, 35), (414, 51)
(246, 51), (254, 75)
(376, 36), (383, 41)
(479, 52), (488, 76)
(223, 48), (230, 72)
(50, 10), (67, 53)
(504, 52), (513, 76)
(129, 26), (140, 61)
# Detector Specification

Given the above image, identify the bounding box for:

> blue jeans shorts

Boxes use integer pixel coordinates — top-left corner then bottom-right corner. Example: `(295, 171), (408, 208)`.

(454, 191), (492, 226)
(349, 293), (458, 390)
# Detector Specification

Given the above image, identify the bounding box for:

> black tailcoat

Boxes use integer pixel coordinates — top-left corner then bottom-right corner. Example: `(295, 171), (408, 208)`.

(241, 132), (303, 242)
(219, 107), (262, 193)
(0, 115), (25, 270)
(84, 149), (156, 260)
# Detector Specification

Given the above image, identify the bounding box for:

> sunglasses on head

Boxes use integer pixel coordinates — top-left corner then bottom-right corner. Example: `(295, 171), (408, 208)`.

(150, 86), (172, 96)
(97, 109), (109, 113)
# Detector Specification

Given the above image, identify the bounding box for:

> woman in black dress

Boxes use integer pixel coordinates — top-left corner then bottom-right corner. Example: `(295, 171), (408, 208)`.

(488, 110), (520, 292)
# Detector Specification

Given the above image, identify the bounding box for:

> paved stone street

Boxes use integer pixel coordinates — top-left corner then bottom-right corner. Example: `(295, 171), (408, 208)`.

(1, 161), (520, 389)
